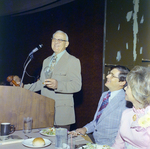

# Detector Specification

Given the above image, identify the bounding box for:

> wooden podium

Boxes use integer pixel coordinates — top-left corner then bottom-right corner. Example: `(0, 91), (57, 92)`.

(0, 86), (55, 130)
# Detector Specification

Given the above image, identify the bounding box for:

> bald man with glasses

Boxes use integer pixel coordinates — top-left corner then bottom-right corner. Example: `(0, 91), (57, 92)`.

(23, 30), (82, 130)
(70, 65), (130, 146)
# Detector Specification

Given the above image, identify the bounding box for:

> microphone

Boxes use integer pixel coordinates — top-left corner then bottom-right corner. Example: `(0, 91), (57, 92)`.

(29, 44), (43, 56)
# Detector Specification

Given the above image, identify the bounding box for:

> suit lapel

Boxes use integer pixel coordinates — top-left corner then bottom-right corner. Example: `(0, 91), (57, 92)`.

(93, 92), (108, 120)
(45, 56), (52, 67)
(97, 90), (125, 123)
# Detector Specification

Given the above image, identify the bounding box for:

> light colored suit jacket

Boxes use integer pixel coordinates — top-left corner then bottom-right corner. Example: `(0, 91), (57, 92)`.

(84, 89), (127, 146)
(24, 51), (82, 125)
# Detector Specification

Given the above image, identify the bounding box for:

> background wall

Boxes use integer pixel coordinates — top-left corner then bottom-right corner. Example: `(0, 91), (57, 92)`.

(0, 0), (105, 129)
(103, 0), (150, 91)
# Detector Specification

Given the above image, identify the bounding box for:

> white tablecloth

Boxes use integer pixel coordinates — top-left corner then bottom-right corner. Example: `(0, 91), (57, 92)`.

(0, 128), (90, 149)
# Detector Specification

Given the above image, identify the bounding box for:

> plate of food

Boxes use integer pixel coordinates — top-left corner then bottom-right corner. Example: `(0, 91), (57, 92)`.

(40, 127), (56, 136)
(78, 143), (114, 149)
(22, 137), (51, 148)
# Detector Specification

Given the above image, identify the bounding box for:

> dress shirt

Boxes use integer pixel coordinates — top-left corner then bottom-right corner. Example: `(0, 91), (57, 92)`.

(109, 89), (122, 102)
(49, 50), (66, 66)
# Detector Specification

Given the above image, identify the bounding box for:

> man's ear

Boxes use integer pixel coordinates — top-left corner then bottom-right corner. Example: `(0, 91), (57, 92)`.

(119, 81), (126, 86)
(65, 41), (69, 48)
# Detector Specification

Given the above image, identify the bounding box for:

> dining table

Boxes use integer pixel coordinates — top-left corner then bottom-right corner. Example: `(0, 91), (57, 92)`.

(0, 128), (92, 149)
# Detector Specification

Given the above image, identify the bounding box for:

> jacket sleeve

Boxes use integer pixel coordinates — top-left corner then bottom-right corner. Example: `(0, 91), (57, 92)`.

(83, 95), (104, 134)
(84, 119), (96, 134)
(23, 58), (46, 92)
(24, 79), (42, 92)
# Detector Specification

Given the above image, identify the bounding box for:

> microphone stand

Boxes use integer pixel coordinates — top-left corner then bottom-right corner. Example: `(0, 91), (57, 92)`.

(20, 55), (34, 87)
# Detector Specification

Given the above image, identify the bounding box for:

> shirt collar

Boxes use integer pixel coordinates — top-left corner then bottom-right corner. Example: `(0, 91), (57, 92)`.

(109, 89), (123, 102)
(53, 50), (66, 62)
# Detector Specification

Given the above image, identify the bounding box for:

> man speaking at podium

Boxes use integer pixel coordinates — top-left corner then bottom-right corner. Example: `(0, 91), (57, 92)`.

(13, 30), (82, 130)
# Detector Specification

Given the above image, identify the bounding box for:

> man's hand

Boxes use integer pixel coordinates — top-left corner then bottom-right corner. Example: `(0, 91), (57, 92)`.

(9, 75), (21, 87)
(69, 127), (87, 136)
(44, 79), (58, 89)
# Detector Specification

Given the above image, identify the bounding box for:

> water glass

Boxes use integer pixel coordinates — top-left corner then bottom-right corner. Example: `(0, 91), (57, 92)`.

(44, 66), (52, 79)
(23, 117), (32, 133)
(55, 128), (68, 149)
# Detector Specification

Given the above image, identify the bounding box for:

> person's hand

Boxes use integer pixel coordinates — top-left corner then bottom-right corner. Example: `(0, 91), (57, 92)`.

(76, 127), (87, 135)
(44, 79), (58, 89)
(13, 76), (21, 83)
(69, 127), (87, 136)
(9, 75), (21, 87)
(69, 130), (78, 136)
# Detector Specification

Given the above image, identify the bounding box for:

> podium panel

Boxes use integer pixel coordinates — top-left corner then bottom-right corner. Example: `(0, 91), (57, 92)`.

(0, 86), (55, 130)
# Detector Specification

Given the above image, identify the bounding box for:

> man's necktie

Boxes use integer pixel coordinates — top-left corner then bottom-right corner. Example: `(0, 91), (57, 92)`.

(44, 55), (57, 79)
(50, 55), (57, 71)
(95, 92), (111, 123)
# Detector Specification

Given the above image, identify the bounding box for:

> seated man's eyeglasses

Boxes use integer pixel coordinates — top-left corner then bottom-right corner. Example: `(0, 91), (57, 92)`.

(107, 71), (119, 78)
(51, 38), (67, 43)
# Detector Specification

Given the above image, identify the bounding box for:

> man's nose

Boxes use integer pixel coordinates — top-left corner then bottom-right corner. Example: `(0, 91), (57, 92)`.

(106, 74), (110, 78)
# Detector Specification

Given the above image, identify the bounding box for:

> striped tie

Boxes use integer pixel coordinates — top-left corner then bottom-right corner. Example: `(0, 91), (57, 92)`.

(44, 55), (57, 79)
(95, 92), (111, 123)
(50, 55), (57, 71)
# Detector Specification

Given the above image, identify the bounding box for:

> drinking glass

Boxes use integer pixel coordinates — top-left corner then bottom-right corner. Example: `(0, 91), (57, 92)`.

(68, 134), (75, 149)
(23, 117), (32, 133)
(44, 66), (52, 79)
(55, 128), (68, 149)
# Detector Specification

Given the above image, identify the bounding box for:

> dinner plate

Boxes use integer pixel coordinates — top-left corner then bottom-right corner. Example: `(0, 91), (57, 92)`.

(79, 144), (114, 149)
(22, 138), (51, 148)
(40, 128), (56, 136)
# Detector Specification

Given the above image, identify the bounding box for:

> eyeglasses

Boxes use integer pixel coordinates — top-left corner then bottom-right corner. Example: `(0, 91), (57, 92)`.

(107, 71), (119, 78)
(51, 38), (67, 43)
